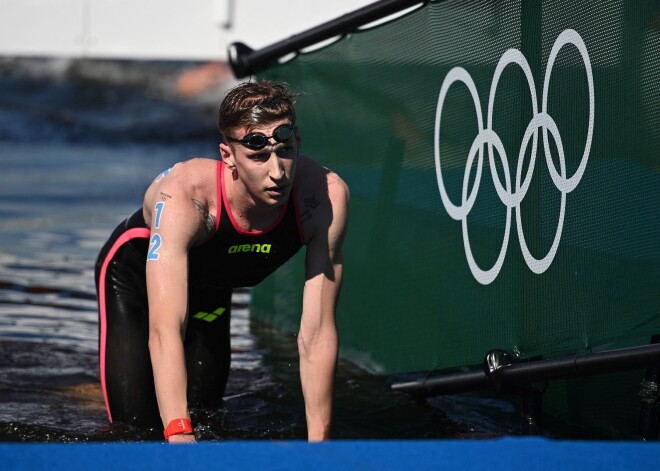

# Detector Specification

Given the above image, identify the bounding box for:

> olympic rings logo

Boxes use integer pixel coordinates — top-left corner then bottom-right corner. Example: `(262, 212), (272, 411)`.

(434, 29), (594, 285)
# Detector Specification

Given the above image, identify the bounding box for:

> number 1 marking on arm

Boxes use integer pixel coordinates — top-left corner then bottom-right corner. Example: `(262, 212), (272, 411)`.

(154, 201), (165, 229)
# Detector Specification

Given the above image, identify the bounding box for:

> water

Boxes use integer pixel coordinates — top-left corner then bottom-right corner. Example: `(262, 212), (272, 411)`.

(0, 58), (516, 443)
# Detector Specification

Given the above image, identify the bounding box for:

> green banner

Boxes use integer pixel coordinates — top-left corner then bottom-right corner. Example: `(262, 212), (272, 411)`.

(253, 0), (660, 376)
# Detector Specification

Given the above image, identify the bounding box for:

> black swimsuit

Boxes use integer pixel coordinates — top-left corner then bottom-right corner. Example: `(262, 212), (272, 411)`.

(95, 160), (303, 425)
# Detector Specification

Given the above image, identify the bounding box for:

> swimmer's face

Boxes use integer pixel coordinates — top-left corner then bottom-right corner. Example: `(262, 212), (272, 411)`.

(219, 119), (299, 207)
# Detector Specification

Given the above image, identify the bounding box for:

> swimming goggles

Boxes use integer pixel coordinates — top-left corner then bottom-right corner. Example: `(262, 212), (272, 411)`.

(226, 124), (294, 151)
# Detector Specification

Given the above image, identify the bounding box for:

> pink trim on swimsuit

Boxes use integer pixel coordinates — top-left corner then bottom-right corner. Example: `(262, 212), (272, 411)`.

(98, 226), (150, 423)
(215, 160), (223, 232)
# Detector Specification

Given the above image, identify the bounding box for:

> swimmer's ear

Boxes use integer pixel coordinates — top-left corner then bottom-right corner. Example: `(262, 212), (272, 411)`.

(219, 142), (236, 169)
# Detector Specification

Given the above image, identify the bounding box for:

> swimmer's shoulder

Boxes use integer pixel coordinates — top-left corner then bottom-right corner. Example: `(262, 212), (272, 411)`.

(295, 155), (349, 202)
(147, 157), (216, 192)
(294, 155), (350, 244)
(143, 158), (219, 224)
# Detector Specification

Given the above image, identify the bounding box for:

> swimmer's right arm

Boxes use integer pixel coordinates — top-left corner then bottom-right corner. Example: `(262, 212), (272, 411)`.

(145, 183), (207, 444)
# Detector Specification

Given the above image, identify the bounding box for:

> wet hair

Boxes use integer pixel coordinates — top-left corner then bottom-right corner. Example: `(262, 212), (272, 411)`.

(218, 80), (296, 139)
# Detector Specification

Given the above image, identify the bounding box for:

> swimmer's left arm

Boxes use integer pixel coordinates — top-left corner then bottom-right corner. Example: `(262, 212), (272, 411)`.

(298, 172), (350, 442)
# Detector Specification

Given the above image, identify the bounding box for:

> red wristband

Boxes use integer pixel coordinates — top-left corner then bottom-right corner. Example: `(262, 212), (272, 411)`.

(164, 418), (193, 441)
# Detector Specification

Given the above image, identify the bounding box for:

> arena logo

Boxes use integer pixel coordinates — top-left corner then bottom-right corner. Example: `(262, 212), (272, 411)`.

(434, 29), (595, 285)
(228, 243), (272, 254)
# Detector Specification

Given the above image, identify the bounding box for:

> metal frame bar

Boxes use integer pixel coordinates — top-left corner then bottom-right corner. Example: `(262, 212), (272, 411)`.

(227, 0), (425, 78)
(391, 343), (660, 397)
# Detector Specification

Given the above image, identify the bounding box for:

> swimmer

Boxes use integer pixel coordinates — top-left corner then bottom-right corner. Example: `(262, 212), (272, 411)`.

(95, 81), (349, 443)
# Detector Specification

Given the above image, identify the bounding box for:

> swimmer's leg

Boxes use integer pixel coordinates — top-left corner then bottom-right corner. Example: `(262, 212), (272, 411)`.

(95, 221), (160, 426)
(185, 287), (232, 408)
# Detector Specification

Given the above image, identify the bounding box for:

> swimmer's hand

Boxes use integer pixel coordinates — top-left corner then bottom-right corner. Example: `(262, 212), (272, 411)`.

(167, 433), (196, 444)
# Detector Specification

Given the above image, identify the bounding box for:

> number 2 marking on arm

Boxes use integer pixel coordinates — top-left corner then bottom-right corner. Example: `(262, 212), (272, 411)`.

(147, 234), (162, 261)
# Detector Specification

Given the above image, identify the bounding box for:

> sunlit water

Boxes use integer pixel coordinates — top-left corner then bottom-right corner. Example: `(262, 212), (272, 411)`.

(0, 58), (518, 443)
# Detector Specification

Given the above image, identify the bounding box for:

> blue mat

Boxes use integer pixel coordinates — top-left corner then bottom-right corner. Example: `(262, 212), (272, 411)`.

(1, 438), (657, 470)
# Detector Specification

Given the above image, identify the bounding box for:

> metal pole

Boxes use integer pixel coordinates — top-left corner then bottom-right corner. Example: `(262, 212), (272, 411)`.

(392, 343), (660, 397)
(638, 335), (660, 441)
(227, 0), (425, 78)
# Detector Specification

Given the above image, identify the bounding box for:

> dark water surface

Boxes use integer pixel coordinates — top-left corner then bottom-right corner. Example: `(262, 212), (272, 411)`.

(0, 58), (518, 443)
